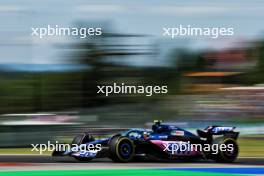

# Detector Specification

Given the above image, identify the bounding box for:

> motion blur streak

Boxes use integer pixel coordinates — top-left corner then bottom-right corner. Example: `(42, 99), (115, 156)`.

(0, 0), (263, 161)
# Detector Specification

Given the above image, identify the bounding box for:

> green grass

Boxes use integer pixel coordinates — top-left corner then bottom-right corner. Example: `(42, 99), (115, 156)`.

(238, 138), (264, 157)
(0, 148), (51, 155)
(0, 170), (247, 176)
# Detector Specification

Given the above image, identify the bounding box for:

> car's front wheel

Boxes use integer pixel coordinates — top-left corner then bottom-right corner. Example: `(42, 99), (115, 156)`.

(109, 136), (135, 162)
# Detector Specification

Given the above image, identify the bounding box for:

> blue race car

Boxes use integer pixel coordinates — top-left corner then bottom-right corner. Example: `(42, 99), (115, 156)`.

(52, 121), (239, 163)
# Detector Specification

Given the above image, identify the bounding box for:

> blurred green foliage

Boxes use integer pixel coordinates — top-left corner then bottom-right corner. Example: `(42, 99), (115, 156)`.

(0, 33), (264, 116)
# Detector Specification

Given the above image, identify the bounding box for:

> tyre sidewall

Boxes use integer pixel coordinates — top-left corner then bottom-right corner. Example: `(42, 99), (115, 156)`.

(109, 136), (135, 162)
(212, 137), (239, 163)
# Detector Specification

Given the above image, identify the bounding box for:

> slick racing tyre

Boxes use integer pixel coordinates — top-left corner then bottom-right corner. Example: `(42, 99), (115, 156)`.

(212, 137), (239, 163)
(109, 136), (135, 162)
(72, 133), (95, 162)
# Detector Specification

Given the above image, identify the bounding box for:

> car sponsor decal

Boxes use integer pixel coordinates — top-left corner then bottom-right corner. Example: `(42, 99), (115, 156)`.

(212, 127), (234, 133)
(72, 150), (97, 158)
(171, 130), (184, 136)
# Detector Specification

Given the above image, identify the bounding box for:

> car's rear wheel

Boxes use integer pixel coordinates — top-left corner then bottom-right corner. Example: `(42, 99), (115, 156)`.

(109, 136), (135, 162)
(212, 137), (239, 163)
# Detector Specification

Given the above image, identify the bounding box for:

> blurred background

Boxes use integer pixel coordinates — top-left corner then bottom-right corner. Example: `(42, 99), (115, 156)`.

(0, 0), (263, 157)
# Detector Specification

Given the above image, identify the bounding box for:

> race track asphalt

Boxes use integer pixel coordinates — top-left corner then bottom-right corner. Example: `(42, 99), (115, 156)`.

(0, 155), (263, 170)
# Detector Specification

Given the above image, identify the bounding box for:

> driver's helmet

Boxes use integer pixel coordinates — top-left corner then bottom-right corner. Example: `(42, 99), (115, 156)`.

(152, 120), (162, 132)
(143, 131), (150, 139)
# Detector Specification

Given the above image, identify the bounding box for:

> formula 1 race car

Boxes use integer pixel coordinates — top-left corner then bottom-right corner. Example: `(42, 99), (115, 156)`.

(52, 121), (239, 163)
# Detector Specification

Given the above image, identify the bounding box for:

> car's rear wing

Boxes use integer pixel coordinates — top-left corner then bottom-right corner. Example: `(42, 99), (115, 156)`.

(198, 126), (239, 139)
